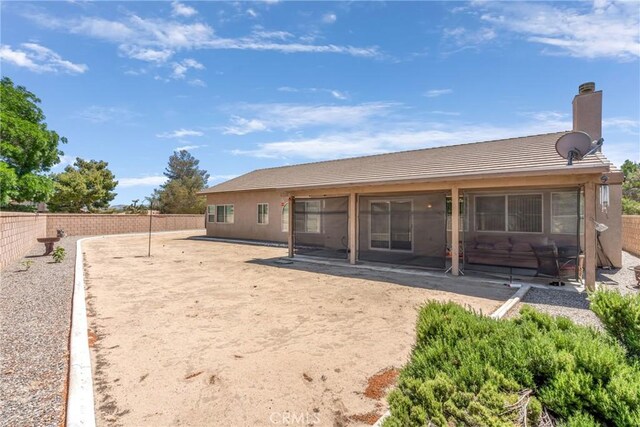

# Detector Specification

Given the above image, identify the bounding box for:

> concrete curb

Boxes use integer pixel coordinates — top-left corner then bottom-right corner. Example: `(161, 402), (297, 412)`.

(66, 229), (203, 427)
(66, 237), (96, 427)
(490, 284), (531, 320)
(372, 284), (531, 427)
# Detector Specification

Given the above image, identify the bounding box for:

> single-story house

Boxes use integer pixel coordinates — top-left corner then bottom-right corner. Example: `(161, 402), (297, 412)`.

(199, 83), (622, 290)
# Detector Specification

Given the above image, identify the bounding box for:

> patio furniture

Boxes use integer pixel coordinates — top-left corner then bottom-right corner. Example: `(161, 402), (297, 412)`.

(37, 237), (60, 255)
(532, 245), (560, 278)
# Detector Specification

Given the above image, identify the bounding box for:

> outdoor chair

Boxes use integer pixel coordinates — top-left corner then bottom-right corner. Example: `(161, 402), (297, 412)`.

(532, 245), (560, 279)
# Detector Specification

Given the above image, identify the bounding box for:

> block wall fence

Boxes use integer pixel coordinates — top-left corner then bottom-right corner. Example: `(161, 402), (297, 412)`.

(622, 215), (640, 258)
(0, 212), (204, 270)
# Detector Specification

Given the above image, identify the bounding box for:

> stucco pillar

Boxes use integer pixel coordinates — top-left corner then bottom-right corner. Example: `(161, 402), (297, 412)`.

(451, 186), (460, 276)
(348, 193), (357, 265)
(288, 196), (294, 258)
(584, 182), (597, 291)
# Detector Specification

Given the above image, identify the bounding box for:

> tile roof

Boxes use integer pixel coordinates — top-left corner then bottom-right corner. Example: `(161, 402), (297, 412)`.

(200, 131), (614, 194)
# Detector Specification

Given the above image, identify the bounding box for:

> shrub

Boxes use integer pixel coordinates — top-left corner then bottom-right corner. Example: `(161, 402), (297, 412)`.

(52, 246), (66, 263)
(591, 290), (640, 360)
(384, 302), (640, 427)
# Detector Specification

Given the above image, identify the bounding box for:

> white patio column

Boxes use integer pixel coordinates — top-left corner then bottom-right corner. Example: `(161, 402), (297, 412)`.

(584, 182), (596, 291)
(348, 192), (357, 265)
(288, 195), (295, 258)
(451, 186), (460, 276)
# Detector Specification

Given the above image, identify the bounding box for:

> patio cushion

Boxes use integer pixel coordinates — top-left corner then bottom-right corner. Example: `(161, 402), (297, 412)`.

(512, 242), (533, 252)
(476, 243), (494, 250)
(494, 240), (512, 250)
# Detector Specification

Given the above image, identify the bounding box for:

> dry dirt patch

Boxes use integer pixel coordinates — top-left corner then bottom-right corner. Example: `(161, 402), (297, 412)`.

(83, 231), (512, 426)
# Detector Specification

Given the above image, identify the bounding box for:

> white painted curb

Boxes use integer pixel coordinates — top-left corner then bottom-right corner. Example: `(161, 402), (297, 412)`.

(66, 229), (203, 427)
(66, 237), (96, 427)
(490, 284), (531, 320)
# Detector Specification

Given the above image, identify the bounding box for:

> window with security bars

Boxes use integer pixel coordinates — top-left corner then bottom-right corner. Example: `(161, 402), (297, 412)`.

(475, 194), (542, 233)
(257, 203), (269, 224)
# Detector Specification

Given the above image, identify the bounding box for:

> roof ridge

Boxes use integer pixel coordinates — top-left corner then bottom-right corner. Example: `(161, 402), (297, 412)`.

(248, 130), (571, 174)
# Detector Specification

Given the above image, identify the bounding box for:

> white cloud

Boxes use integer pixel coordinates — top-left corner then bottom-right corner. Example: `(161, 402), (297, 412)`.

(74, 105), (138, 123)
(26, 12), (381, 65)
(119, 175), (167, 187)
(429, 110), (461, 116)
(277, 86), (349, 100)
(442, 27), (497, 50)
(223, 117), (269, 135)
(174, 144), (206, 151)
(188, 78), (206, 87)
(424, 89), (453, 98)
(171, 1), (198, 18)
(157, 128), (204, 138)
(603, 117), (640, 134)
(0, 43), (87, 74)
(322, 13), (337, 24)
(246, 8), (258, 18)
(222, 102), (394, 135)
(229, 111), (576, 160)
(475, 1), (640, 60)
(53, 154), (75, 170)
(170, 58), (204, 79)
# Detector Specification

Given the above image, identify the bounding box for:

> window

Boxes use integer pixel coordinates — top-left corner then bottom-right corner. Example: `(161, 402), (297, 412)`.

(295, 200), (321, 233)
(215, 204), (234, 224)
(282, 203), (289, 232)
(475, 194), (542, 233)
(257, 203), (269, 225)
(551, 192), (583, 234)
(207, 205), (215, 223)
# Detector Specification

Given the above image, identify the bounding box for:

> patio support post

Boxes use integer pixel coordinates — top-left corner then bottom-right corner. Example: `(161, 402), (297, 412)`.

(348, 192), (357, 265)
(584, 182), (596, 291)
(451, 186), (460, 276)
(288, 196), (295, 258)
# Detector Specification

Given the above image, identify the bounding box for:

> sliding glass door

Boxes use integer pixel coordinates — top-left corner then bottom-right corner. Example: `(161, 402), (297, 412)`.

(370, 200), (412, 251)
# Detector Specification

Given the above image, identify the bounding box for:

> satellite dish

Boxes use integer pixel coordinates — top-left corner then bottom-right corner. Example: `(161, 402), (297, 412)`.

(555, 131), (604, 166)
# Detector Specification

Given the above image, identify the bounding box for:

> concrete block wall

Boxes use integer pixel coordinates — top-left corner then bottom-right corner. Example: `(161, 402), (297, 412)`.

(0, 213), (205, 271)
(0, 212), (47, 270)
(46, 214), (205, 237)
(622, 215), (640, 257)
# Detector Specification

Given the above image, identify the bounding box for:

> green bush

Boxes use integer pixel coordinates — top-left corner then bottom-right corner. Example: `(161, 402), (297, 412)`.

(384, 302), (640, 427)
(591, 290), (640, 360)
(52, 246), (66, 263)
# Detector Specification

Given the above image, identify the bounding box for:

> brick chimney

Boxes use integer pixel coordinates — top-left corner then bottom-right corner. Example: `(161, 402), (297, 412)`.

(572, 82), (602, 142)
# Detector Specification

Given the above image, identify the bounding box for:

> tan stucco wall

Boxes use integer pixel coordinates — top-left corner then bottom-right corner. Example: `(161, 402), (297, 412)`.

(205, 190), (289, 242)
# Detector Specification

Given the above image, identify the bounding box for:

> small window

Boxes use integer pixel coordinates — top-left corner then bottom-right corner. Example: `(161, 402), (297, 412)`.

(552, 192), (583, 234)
(207, 205), (215, 223)
(215, 204), (234, 224)
(282, 203), (289, 232)
(257, 203), (269, 225)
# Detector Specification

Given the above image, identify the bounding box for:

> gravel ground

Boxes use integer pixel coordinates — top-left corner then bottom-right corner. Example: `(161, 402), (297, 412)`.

(0, 237), (79, 427)
(506, 251), (640, 328)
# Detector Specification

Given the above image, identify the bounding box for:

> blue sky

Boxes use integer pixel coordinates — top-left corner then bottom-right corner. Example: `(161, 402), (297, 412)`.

(1, 0), (639, 205)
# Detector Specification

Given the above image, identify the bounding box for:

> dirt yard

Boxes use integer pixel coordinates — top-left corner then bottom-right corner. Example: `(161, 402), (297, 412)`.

(83, 231), (513, 427)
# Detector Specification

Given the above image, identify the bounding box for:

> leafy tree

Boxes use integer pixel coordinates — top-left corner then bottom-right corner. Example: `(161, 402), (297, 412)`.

(48, 158), (118, 212)
(621, 159), (640, 214)
(153, 150), (209, 214)
(0, 77), (66, 205)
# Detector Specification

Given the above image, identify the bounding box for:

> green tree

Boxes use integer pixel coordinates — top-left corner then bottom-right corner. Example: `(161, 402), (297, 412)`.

(48, 158), (118, 212)
(0, 77), (66, 205)
(621, 159), (640, 214)
(153, 150), (209, 214)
